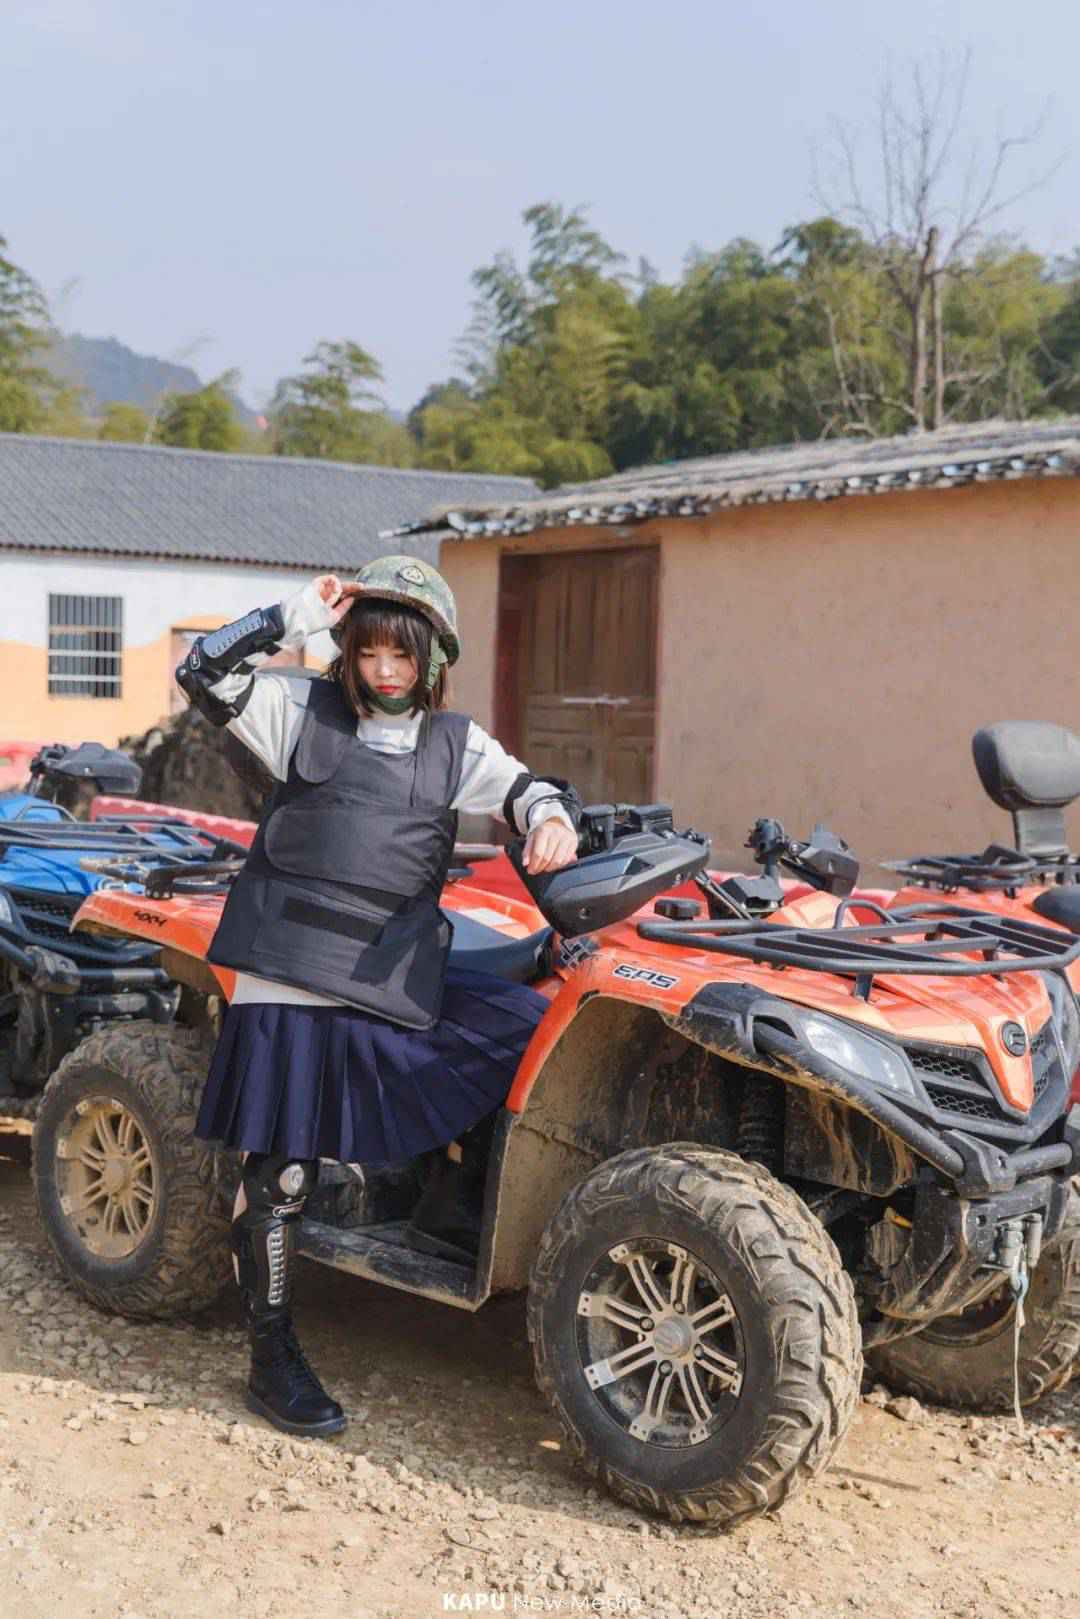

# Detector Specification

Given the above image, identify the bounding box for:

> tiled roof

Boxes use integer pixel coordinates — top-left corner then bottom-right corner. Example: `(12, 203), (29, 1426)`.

(0, 433), (537, 570)
(393, 419), (1080, 540)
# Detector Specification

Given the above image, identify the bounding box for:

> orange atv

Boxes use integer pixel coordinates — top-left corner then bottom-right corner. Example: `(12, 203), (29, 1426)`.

(885, 721), (1080, 935)
(30, 803), (1080, 1527)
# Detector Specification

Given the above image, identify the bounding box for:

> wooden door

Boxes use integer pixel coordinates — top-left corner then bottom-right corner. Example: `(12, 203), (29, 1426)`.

(497, 548), (658, 806)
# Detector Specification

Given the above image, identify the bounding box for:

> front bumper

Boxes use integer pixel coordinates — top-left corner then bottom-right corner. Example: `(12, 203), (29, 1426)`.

(862, 1169), (1073, 1340)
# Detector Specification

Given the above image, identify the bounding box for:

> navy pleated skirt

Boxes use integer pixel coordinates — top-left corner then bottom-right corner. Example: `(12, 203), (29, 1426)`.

(194, 967), (549, 1164)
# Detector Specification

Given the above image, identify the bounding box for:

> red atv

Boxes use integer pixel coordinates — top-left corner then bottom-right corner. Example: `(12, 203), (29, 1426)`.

(30, 803), (1080, 1526)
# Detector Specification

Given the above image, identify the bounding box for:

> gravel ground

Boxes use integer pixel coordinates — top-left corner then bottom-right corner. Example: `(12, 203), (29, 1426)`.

(0, 1129), (1078, 1619)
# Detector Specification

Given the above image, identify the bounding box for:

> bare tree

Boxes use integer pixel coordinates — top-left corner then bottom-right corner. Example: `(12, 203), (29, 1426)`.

(814, 48), (1063, 430)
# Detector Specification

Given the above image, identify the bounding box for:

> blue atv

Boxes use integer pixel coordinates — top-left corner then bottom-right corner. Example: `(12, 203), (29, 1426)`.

(0, 742), (245, 1113)
(2, 742), (251, 1318)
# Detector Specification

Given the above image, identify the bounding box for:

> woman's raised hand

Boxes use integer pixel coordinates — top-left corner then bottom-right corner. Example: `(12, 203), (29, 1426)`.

(312, 574), (354, 627)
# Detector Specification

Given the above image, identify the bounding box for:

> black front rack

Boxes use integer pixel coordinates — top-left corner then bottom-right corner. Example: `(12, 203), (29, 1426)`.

(637, 902), (1080, 999)
(883, 849), (1080, 894)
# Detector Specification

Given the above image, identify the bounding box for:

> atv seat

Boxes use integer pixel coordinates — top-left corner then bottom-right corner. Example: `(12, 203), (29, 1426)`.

(447, 913), (551, 984)
(973, 723), (1080, 857)
(1030, 886), (1080, 934)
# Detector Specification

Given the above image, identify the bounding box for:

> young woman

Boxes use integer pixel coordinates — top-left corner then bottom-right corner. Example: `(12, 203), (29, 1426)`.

(176, 556), (579, 1440)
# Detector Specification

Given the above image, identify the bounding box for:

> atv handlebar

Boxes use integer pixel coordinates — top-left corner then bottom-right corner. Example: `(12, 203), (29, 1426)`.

(29, 741), (142, 799)
(576, 803), (677, 854)
(745, 816), (860, 897)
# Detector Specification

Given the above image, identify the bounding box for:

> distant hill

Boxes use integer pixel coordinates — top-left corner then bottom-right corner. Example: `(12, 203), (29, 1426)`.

(48, 334), (258, 426)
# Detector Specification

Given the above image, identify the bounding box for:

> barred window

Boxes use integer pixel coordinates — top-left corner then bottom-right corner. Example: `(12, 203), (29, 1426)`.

(48, 595), (123, 699)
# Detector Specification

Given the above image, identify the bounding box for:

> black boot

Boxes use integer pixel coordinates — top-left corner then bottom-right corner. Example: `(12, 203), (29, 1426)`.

(232, 1153), (346, 1438)
(245, 1311), (347, 1438)
(405, 1110), (499, 1264)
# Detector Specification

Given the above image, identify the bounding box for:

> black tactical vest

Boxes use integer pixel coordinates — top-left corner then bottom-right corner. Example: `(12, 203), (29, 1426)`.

(207, 681), (470, 1029)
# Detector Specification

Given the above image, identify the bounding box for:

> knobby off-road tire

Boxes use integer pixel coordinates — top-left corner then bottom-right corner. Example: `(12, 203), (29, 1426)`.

(32, 1021), (237, 1320)
(867, 1186), (1080, 1411)
(527, 1143), (862, 1527)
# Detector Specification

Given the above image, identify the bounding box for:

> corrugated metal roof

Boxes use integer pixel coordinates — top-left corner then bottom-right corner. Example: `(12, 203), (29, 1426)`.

(0, 433), (537, 569)
(393, 419), (1080, 540)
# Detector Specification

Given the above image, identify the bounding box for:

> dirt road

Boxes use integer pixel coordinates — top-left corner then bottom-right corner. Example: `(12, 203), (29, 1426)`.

(0, 1129), (1078, 1619)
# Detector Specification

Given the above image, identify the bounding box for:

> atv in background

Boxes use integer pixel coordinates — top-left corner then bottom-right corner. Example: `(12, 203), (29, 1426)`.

(0, 742), (248, 1120)
(34, 800), (1080, 1526)
(885, 721), (1080, 934)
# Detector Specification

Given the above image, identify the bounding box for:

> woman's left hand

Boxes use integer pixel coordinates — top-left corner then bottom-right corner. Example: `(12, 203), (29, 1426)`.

(522, 819), (579, 874)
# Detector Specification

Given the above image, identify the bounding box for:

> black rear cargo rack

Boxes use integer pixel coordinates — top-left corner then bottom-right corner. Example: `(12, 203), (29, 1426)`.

(883, 850), (1080, 894)
(637, 902), (1080, 999)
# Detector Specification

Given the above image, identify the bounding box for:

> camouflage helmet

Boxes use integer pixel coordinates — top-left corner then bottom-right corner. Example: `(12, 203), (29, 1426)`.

(330, 554), (460, 664)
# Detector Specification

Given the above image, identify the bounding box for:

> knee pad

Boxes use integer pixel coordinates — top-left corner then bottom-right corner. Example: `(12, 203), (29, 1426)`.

(241, 1153), (320, 1219)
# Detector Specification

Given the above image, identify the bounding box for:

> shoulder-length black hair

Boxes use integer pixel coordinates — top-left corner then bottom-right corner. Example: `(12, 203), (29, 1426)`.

(326, 599), (449, 718)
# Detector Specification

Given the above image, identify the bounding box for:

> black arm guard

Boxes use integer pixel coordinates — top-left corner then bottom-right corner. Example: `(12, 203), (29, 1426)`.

(175, 603), (286, 726)
(502, 772), (584, 834)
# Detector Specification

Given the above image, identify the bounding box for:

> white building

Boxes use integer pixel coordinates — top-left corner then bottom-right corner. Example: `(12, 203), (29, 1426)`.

(0, 434), (534, 749)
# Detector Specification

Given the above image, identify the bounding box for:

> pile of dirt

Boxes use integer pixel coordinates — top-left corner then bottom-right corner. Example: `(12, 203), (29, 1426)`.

(120, 706), (274, 820)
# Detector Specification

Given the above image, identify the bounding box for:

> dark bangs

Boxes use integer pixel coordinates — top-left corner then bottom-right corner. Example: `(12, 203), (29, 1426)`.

(327, 598), (448, 717)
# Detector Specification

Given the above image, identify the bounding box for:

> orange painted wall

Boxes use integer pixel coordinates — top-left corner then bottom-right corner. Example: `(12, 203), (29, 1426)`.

(656, 477), (1080, 865)
(2, 619), (313, 749)
(2, 629), (178, 747)
(0, 548), (320, 751)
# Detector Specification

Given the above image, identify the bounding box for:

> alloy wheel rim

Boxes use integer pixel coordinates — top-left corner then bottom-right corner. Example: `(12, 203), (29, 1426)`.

(55, 1095), (157, 1259)
(576, 1238), (745, 1448)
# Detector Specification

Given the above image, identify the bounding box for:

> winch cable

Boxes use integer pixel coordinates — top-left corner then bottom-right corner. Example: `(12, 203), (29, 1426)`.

(1009, 1261), (1029, 1439)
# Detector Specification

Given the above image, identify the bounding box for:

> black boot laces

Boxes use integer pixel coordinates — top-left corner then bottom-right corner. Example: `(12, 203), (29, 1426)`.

(254, 1315), (331, 1401)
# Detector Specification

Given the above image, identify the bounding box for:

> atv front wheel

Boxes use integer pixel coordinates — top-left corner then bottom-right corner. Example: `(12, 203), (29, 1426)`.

(527, 1143), (861, 1526)
(32, 1021), (237, 1319)
(866, 1187), (1080, 1410)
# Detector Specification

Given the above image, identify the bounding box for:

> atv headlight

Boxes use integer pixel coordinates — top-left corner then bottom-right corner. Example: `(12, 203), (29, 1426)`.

(1044, 972), (1080, 1075)
(801, 1014), (918, 1097)
(0, 889), (15, 929)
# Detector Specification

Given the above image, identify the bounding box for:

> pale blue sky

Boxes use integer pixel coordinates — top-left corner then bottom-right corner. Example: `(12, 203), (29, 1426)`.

(3, 0), (1077, 412)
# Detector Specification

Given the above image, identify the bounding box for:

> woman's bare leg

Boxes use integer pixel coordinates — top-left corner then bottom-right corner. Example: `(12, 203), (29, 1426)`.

(232, 1152), (248, 1282)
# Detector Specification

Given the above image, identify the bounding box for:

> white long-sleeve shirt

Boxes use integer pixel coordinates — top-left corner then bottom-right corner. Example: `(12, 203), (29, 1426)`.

(200, 580), (574, 1007)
